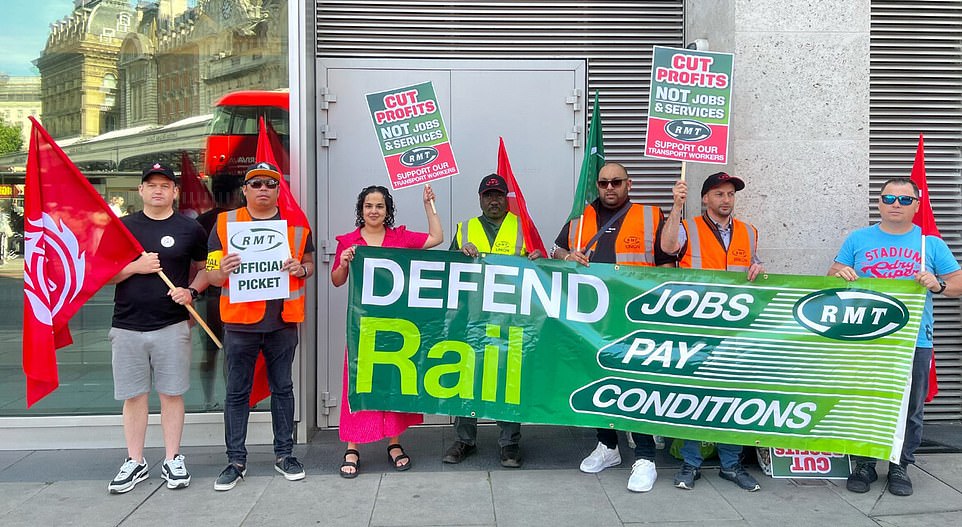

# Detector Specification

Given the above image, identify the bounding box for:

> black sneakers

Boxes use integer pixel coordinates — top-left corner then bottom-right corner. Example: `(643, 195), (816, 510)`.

(275, 456), (306, 481)
(673, 463), (701, 490)
(108, 457), (149, 494)
(719, 463), (761, 492)
(500, 444), (523, 468)
(846, 462), (879, 493)
(887, 463), (913, 496)
(161, 454), (191, 489)
(443, 441), (477, 464)
(214, 463), (246, 491)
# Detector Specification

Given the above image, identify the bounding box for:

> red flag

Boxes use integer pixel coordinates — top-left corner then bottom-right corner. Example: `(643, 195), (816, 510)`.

(247, 118), (310, 406)
(177, 151), (214, 218)
(497, 137), (548, 256)
(22, 117), (144, 407)
(257, 117), (309, 228)
(908, 134), (940, 403)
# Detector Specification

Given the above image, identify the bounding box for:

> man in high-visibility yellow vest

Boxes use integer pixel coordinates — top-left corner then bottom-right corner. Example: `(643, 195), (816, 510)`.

(442, 173), (540, 468)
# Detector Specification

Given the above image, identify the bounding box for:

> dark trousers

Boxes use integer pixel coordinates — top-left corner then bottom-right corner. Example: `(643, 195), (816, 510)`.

(596, 428), (656, 462)
(223, 326), (297, 465)
(855, 346), (931, 467)
(455, 417), (521, 448)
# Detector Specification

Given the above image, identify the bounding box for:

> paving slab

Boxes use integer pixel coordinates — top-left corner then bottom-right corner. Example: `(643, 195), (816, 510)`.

(0, 481), (47, 517)
(599, 468), (741, 524)
(624, 521), (750, 527)
(244, 474), (380, 526)
(865, 462), (962, 517)
(702, 468), (879, 527)
(0, 451), (29, 473)
(372, 471), (494, 526)
(491, 469), (621, 527)
(3, 479), (160, 527)
(874, 511), (962, 527)
(121, 475), (270, 526)
(916, 454), (962, 492)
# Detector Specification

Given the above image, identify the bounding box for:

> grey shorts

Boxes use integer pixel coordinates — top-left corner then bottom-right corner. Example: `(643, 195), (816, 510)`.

(110, 321), (192, 400)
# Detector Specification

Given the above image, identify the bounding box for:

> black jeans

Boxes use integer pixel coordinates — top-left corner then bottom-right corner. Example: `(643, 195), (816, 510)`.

(223, 326), (298, 465)
(854, 346), (931, 467)
(596, 428), (656, 461)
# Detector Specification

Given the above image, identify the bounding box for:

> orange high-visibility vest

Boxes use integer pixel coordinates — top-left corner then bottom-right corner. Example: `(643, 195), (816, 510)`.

(679, 215), (757, 272)
(216, 207), (309, 324)
(568, 203), (661, 266)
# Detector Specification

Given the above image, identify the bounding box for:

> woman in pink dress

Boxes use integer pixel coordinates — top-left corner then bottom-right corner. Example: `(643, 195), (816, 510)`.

(331, 184), (443, 477)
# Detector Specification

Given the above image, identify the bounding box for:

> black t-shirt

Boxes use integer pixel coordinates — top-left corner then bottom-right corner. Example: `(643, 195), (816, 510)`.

(554, 199), (673, 265)
(208, 210), (315, 332)
(112, 211), (208, 331)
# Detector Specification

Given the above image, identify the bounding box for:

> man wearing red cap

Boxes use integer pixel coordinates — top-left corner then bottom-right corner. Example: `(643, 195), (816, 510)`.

(660, 171), (765, 492)
(442, 173), (540, 469)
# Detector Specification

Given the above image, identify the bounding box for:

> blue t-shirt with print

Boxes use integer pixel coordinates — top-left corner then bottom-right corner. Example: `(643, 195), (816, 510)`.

(834, 224), (959, 347)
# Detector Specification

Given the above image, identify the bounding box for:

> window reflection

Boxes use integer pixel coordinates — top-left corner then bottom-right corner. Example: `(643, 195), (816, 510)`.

(0, 0), (290, 416)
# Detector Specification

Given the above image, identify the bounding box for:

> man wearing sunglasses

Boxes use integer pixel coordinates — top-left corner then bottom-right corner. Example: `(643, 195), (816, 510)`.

(828, 177), (962, 497)
(660, 171), (765, 492)
(553, 162), (673, 493)
(206, 162), (315, 491)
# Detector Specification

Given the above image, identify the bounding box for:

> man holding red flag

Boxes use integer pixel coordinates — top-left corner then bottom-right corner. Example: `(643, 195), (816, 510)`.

(106, 163), (209, 494)
(443, 173), (540, 469)
(206, 162), (314, 491)
(829, 177), (962, 497)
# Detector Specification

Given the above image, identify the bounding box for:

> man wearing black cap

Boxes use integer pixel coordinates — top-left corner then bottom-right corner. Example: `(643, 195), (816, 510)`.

(660, 172), (765, 492)
(106, 163), (209, 494)
(553, 161), (673, 493)
(207, 162), (314, 491)
(442, 173), (540, 469)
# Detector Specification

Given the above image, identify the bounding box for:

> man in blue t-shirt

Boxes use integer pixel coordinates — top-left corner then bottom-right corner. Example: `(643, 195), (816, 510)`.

(828, 177), (962, 497)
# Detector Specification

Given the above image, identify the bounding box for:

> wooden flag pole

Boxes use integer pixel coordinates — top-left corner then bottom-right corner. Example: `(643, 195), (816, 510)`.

(148, 252), (223, 349)
(680, 161), (687, 182)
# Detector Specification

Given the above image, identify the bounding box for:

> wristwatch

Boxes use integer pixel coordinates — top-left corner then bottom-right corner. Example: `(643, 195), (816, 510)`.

(188, 287), (200, 299)
(934, 278), (946, 295)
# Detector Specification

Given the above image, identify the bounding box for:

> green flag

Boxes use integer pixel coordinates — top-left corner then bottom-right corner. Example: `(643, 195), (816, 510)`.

(567, 91), (605, 222)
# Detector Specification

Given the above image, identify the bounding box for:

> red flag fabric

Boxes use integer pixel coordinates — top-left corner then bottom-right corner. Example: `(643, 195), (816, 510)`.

(497, 137), (548, 256)
(257, 117), (309, 228)
(22, 117), (144, 407)
(177, 151), (214, 218)
(247, 117), (310, 406)
(908, 134), (940, 403)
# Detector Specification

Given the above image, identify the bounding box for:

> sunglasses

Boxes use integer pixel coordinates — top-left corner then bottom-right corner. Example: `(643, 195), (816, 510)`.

(880, 194), (918, 206)
(596, 178), (627, 189)
(247, 179), (279, 189)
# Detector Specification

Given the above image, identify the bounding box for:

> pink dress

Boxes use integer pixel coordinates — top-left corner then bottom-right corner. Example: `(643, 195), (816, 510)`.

(335, 226), (428, 443)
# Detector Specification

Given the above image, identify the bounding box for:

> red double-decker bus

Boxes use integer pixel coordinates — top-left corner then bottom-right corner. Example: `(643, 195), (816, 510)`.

(204, 90), (290, 178)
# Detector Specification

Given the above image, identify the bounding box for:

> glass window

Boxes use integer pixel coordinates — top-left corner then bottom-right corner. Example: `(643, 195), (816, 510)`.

(1, 0), (290, 417)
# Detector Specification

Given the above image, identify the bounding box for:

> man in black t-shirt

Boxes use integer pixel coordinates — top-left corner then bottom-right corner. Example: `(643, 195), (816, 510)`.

(106, 163), (208, 494)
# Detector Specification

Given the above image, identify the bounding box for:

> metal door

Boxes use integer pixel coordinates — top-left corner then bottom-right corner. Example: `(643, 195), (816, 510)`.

(316, 58), (585, 426)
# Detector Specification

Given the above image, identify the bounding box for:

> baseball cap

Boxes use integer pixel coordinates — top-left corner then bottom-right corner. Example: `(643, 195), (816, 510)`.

(701, 171), (745, 196)
(141, 163), (177, 184)
(245, 162), (281, 181)
(478, 174), (509, 195)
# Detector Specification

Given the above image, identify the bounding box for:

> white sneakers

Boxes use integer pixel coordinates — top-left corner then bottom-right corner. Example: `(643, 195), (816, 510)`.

(580, 442), (622, 473)
(581, 441), (658, 493)
(628, 459), (658, 492)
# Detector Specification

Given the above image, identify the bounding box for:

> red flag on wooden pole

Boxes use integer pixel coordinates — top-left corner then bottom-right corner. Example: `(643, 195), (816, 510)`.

(908, 134), (940, 403)
(22, 117), (144, 407)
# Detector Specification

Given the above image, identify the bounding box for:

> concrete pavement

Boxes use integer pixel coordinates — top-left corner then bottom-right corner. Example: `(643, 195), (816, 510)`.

(1, 425), (961, 526)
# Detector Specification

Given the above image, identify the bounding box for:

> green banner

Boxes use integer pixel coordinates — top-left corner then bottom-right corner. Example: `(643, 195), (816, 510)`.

(347, 247), (925, 461)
